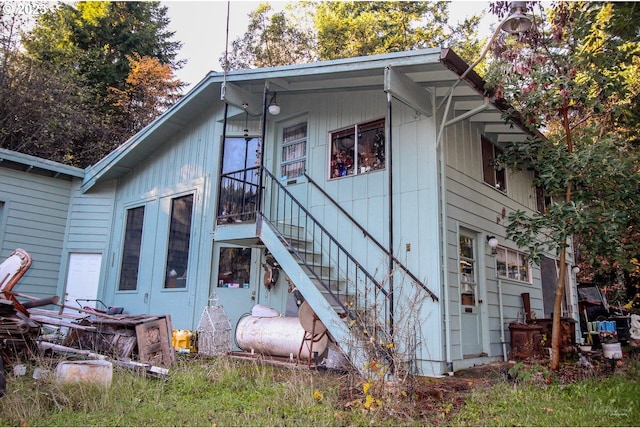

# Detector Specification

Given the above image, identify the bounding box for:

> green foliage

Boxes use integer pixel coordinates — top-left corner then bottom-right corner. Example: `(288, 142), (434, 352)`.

(1, 1), (184, 167)
(222, 2), (317, 70)
(224, 1), (483, 69)
(486, 2), (640, 288)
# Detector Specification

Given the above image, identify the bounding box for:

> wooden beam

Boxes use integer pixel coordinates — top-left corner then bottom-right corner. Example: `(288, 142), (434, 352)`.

(384, 66), (432, 117)
(220, 82), (263, 116)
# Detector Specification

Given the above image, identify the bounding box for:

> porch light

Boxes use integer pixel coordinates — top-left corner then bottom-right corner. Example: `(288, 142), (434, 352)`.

(500, 1), (533, 34)
(572, 265), (580, 274)
(486, 236), (499, 255)
(268, 93), (280, 116)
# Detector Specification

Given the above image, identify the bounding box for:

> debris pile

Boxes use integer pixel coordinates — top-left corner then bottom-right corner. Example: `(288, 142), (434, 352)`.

(0, 248), (174, 382)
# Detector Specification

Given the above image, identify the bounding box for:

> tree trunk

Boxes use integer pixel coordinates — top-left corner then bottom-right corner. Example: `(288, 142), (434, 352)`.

(550, 246), (567, 370)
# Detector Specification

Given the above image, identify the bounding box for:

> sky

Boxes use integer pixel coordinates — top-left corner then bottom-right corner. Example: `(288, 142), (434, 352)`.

(163, 1), (499, 92)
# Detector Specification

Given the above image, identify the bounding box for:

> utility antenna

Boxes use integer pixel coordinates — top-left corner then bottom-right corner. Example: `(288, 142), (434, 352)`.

(223, 0), (231, 84)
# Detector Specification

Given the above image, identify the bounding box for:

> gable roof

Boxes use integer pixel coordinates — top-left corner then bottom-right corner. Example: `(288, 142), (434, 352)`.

(81, 48), (533, 192)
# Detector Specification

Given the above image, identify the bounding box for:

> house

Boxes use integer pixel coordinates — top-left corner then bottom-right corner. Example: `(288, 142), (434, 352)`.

(0, 48), (579, 376)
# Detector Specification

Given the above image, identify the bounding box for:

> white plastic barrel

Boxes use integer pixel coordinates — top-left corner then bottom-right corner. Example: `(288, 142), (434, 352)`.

(236, 315), (328, 359)
(55, 360), (113, 387)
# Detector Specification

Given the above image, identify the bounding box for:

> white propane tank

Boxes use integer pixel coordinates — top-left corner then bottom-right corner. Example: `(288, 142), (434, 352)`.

(236, 315), (328, 359)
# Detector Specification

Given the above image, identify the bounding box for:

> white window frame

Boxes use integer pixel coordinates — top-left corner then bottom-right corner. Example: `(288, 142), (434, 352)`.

(280, 121), (307, 182)
(495, 246), (532, 283)
(329, 118), (385, 179)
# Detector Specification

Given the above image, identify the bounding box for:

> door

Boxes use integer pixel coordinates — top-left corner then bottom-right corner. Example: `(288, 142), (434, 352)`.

(277, 120), (308, 206)
(218, 136), (260, 223)
(459, 233), (484, 356)
(148, 193), (196, 329)
(63, 253), (102, 313)
(213, 245), (259, 349)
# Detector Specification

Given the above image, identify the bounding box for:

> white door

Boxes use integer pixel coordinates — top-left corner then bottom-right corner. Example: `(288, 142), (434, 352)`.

(64, 253), (102, 312)
(459, 233), (484, 357)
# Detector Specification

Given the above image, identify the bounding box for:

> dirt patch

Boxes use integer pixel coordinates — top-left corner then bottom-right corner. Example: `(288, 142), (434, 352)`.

(334, 356), (635, 425)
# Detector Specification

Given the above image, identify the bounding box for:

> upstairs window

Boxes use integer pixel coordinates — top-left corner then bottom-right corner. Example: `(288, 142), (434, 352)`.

(481, 136), (506, 192)
(281, 122), (307, 182)
(330, 118), (385, 179)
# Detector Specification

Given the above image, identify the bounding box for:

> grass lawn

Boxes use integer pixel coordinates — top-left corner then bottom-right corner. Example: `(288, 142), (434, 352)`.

(1, 353), (638, 426)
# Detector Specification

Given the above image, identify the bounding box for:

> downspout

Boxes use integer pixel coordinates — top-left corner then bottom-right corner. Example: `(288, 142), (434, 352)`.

(436, 90), (454, 374)
(386, 91), (394, 337)
(498, 278), (507, 361)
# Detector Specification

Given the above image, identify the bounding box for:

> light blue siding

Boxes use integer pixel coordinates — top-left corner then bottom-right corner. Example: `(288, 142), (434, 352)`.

(442, 115), (543, 363)
(0, 168), (76, 299)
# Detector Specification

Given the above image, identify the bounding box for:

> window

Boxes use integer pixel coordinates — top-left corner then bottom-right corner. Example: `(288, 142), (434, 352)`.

(119, 206), (145, 291)
(281, 122), (307, 181)
(218, 136), (260, 222)
(459, 235), (477, 306)
(535, 174), (552, 213)
(481, 136), (506, 192)
(330, 118), (385, 179)
(496, 247), (531, 283)
(217, 247), (252, 289)
(164, 194), (194, 288)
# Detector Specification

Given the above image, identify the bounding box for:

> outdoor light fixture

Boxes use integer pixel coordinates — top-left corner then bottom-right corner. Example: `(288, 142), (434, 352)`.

(486, 236), (499, 254)
(268, 92), (280, 116)
(500, 1), (533, 34)
(572, 265), (580, 274)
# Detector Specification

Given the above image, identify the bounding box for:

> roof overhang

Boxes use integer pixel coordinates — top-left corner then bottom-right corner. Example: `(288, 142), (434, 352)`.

(0, 148), (84, 180)
(81, 48), (539, 192)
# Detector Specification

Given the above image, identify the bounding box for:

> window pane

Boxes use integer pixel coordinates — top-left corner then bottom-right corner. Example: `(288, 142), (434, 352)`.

(331, 127), (355, 178)
(459, 235), (474, 259)
(519, 253), (529, 282)
(217, 247), (252, 289)
(222, 137), (259, 174)
(481, 136), (507, 192)
(119, 206), (145, 291)
(283, 122), (307, 143)
(459, 235), (476, 306)
(496, 248), (507, 277)
(165, 194), (193, 289)
(481, 137), (496, 186)
(357, 119), (385, 173)
(281, 160), (306, 180)
(507, 250), (519, 280)
(282, 141), (306, 162)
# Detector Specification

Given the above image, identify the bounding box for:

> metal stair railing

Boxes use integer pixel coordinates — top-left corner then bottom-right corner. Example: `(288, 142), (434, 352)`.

(218, 166), (260, 224)
(260, 167), (390, 336)
(304, 172), (438, 302)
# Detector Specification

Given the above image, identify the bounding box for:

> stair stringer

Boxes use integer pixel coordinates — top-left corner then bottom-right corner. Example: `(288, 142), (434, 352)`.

(258, 219), (369, 377)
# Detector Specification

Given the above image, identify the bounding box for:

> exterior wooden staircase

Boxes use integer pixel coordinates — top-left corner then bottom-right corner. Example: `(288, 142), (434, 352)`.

(219, 165), (438, 377)
(258, 169), (394, 375)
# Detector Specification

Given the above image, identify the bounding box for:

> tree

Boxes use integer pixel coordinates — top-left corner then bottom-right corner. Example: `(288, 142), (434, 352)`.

(485, 1), (640, 369)
(315, 1), (477, 60)
(109, 53), (183, 135)
(223, 1), (483, 69)
(222, 2), (317, 70)
(2, 1), (185, 166)
(24, 1), (182, 108)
